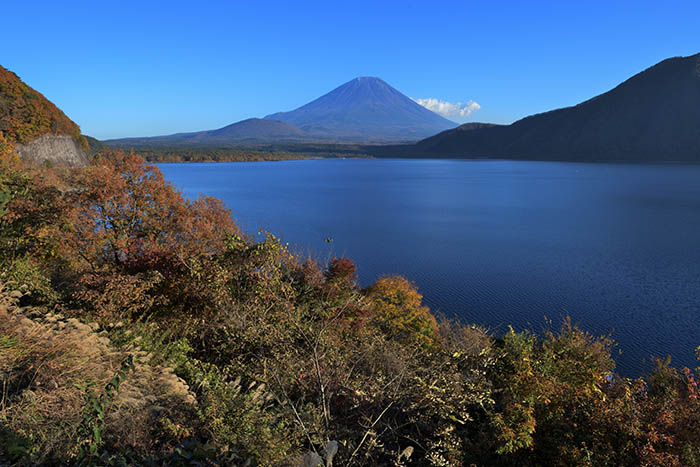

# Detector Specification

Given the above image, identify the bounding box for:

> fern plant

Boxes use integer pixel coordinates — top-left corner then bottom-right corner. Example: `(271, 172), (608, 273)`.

(76, 355), (135, 464)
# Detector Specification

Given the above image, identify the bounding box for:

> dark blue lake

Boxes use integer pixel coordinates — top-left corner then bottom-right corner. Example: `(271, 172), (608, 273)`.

(158, 159), (700, 376)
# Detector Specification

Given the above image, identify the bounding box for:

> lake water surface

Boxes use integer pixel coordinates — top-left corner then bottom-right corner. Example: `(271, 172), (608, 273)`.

(158, 159), (700, 376)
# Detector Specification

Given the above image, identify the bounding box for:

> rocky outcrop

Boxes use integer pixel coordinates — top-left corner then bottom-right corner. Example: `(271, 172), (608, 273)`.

(15, 134), (89, 167)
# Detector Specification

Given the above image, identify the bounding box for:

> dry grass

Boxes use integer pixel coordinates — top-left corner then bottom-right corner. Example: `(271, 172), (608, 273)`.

(1, 304), (107, 461)
(0, 285), (198, 463)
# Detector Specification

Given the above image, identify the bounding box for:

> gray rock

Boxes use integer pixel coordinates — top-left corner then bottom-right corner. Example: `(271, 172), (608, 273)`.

(16, 135), (88, 167)
(302, 452), (324, 467)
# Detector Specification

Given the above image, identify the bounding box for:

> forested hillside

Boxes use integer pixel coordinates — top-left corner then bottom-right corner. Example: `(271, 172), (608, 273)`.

(2, 151), (700, 466)
(0, 66), (85, 147)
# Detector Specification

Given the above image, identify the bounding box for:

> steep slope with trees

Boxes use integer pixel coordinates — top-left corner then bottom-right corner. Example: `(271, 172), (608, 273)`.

(0, 65), (88, 166)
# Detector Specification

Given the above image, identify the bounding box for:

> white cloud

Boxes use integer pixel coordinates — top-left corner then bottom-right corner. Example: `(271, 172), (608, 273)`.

(413, 97), (481, 119)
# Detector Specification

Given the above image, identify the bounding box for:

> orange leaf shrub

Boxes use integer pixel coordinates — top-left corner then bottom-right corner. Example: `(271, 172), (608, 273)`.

(366, 275), (438, 347)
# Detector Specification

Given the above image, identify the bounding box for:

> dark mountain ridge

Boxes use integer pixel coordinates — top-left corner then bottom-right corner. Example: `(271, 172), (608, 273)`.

(380, 52), (700, 162)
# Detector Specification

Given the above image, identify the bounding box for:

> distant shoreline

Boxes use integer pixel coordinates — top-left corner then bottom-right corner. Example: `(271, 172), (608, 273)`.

(105, 141), (700, 166)
(150, 154), (700, 165)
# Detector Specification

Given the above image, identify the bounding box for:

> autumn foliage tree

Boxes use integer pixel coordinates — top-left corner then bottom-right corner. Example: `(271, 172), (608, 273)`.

(63, 152), (239, 320)
(633, 354), (700, 466)
(325, 257), (357, 286)
(0, 132), (17, 159)
(366, 275), (438, 347)
(487, 321), (629, 465)
(66, 152), (237, 272)
(0, 150), (73, 301)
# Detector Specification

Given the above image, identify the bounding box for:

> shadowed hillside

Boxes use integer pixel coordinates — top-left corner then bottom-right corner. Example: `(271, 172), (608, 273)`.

(379, 52), (700, 162)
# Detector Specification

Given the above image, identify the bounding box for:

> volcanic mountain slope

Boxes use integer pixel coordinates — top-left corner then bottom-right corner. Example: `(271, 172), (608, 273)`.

(0, 65), (89, 166)
(265, 77), (457, 142)
(108, 77), (458, 146)
(107, 118), (308, 147)
(401, 52), (700, 161)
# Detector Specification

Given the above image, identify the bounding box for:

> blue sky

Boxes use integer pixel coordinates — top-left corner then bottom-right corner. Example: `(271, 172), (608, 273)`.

(3, 1), (699, 139)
